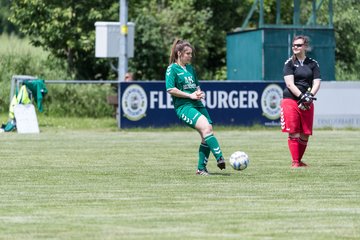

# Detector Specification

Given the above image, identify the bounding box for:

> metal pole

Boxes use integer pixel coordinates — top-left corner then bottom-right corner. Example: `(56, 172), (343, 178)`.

(10, 75), (37, 102)
(312, 0), (317, 25)
(259, 0), (264, 27)
(241, 0), (258, 30)
(328, 0), (333, 27)
(118, 0), (128, 128)
(293, 0), (300, 26)
(276, 0), (281, 25)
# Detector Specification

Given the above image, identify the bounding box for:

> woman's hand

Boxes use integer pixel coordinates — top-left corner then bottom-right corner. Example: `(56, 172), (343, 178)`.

(189, 87), (205, 100)
(167, 87), (205, 100)
(189, 91), (203, 100)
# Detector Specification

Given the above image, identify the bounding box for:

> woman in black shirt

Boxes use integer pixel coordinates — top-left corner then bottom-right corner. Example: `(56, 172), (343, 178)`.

(280, 35), (321, 168)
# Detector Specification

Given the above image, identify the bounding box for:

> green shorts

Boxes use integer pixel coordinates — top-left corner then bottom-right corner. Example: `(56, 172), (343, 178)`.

(175, 105), (212, 129)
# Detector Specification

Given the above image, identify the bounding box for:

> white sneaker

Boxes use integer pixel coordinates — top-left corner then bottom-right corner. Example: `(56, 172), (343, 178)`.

(196, 168), (210, 176)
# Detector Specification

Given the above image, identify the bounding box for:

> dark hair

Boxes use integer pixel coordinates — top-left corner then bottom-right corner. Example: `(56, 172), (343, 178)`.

(292, 35), (311, 63)
(169, 39), (194, 64)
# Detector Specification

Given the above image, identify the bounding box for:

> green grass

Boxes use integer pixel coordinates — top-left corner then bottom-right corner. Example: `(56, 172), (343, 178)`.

(0, 35), (46, 56)
(0, 120), (359, 239)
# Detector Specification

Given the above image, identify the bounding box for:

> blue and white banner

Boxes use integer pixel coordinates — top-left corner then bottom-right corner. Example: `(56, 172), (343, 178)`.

(119, 81), (285, 128)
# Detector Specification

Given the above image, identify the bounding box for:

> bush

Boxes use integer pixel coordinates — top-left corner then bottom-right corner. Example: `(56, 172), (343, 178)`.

(0, 34), (113, 118)
(44, 84), (113, 117)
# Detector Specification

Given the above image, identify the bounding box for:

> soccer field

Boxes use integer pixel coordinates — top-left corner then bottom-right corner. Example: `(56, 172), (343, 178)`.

(0, 128), (359, 239)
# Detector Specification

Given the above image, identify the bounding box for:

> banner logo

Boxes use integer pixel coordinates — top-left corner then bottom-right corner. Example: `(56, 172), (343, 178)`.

(122, 84), (148, 121)
(261, 84), (283, 120)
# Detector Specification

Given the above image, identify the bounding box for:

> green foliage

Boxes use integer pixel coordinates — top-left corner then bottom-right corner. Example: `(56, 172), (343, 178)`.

(192, 0), (251, 79)
(333, 0), (360, 80)
(312, 0), (360, 80)
(7, 0), (251, 80)
(3, 0), (360, 80)
(44, 84), (113, 118)
(0, 35), (113, 118)
(0, 34), (70, 112)
(130, 0), (216, 79)
(128, 0), (253, 80)
(0, 0), (17, 34)
(128, 5), (168, 80)
(335, 62), (359, 81)
(9, 0), (119, 79)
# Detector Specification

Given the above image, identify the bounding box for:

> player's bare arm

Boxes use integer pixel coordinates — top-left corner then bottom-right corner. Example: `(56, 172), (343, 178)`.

(284, 74), (302, 97)
(167, 87), (201, 100)
(311, 79), (321, 96)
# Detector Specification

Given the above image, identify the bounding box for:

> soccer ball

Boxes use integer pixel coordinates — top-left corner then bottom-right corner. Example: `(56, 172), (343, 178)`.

(229, 151), (249, 171)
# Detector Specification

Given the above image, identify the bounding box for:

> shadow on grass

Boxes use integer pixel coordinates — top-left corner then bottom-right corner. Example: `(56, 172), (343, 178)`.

(209, 172), (232, 176)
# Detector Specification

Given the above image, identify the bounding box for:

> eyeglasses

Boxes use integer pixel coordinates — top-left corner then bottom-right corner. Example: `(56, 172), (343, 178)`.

(292, 44), (304, 48)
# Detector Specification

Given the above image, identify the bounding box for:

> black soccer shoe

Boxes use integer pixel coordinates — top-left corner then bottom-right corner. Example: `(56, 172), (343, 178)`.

(217, 157), (226, 170)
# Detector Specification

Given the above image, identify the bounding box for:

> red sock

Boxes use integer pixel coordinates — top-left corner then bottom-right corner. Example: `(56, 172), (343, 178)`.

(298, 138), (308, 162)
(288, 137), (300, 163)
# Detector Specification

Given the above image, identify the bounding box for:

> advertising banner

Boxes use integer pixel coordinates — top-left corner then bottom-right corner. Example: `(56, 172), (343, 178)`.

(120, 81), (285, 128)
(314, 82), (360, 128)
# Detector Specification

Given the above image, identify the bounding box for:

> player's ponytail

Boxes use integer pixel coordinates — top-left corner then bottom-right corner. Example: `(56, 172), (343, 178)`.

(169, 39), (194, 65)
(169, 39), (181, 64)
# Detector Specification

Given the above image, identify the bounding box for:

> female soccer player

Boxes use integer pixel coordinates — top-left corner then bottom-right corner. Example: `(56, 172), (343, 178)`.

(165, 39), (225, 175)
(281, 35), (321, 168)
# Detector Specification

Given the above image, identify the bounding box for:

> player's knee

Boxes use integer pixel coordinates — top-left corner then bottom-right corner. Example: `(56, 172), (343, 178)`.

(206, 125), (213, 135)
(289, 133), (300, 138)
(300, 133), (309, 140)
(196, 123), (212, 137)
(201, 124), (213, 136)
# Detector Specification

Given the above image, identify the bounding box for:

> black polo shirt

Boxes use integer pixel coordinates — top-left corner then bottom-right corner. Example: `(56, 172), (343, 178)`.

(283, 57), (321, 100)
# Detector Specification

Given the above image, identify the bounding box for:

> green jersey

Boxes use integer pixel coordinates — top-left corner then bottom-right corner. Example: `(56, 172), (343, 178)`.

(165, 63), (204, 109)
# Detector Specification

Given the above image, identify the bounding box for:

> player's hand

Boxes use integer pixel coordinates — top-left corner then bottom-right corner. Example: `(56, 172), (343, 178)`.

(196, 86), (205, 100)
(298, 103), (310, 111)
(297, 92), (314, 104)
(196, 90), (205, 99)
(189, 91), (203, 100)
(297, 92), (316, 110)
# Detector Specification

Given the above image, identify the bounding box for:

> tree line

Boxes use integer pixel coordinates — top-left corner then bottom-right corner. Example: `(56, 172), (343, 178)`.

(1, 0), (359, 80)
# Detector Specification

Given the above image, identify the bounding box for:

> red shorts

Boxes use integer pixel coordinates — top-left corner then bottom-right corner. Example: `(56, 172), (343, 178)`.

(280, 98), (314, 135)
